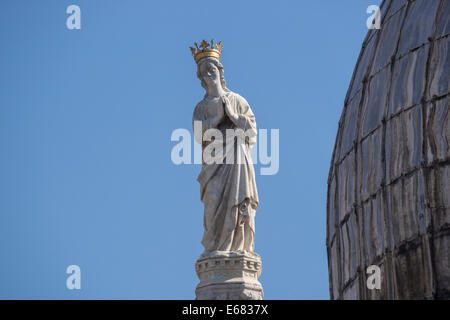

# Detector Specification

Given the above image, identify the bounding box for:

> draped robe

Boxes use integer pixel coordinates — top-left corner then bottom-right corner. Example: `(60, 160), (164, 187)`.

(192, 91), (259, 254)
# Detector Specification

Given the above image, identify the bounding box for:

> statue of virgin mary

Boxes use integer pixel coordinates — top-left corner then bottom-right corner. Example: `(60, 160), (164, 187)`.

(191, 41), (259, 257)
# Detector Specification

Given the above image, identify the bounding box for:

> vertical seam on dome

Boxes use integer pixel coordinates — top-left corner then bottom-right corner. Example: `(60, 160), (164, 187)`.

(420, 0), (446, 299)
(380, 0), (412, 299)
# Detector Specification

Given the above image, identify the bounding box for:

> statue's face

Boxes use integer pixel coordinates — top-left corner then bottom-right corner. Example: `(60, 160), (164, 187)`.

(200, 61), (220, 87)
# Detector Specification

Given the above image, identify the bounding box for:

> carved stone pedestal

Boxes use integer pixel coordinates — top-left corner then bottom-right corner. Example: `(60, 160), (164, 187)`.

(195, 251), (263, 300)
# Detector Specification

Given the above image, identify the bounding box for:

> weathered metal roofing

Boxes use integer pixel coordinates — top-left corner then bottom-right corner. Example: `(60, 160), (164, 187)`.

(327, 0), (449, 299)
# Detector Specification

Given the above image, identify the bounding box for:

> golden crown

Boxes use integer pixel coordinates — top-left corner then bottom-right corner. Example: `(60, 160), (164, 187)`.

(190, 39), (223, 64)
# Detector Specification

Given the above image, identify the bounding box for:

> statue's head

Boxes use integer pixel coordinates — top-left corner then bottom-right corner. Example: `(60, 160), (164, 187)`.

(196, 57), (228, 92)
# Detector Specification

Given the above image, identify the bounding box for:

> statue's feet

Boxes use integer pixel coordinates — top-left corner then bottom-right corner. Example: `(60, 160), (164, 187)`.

(200, 250), (212, 257)
(200, 249), (259, 258)
(200, 250), (225, 257)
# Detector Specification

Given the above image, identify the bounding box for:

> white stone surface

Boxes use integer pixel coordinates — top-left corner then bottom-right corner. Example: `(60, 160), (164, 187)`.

(195, 252), (263, 300)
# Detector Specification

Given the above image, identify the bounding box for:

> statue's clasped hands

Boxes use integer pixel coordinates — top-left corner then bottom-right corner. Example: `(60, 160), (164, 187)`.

(221, 95), (239, 123)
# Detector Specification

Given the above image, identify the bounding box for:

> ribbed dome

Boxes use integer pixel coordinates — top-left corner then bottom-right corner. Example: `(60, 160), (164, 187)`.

(327, 0), (449, 299)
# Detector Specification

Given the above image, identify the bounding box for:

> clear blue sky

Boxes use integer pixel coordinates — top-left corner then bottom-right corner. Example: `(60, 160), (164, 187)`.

(0, 0), (381, 299)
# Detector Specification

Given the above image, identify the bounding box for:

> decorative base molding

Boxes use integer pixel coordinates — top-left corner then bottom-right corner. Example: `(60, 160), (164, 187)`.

(195, 251), (263, 300)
